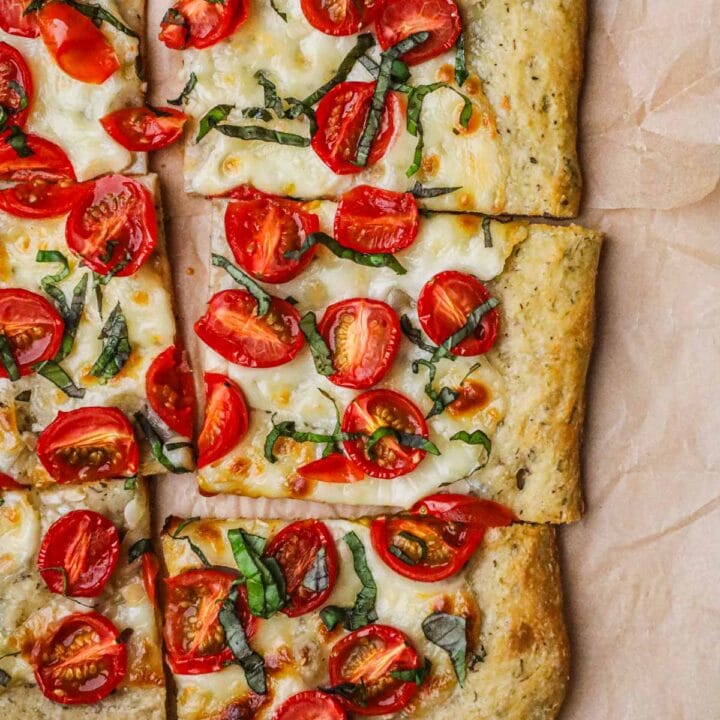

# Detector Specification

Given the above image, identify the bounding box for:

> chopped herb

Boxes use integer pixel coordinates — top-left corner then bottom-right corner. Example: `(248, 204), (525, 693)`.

(134, 412), (192, 473)
(449, 429), (491, 465)
(34, 360), (85, 398)
(365, 426), (440, 456)
(400, 315), (442, 355)
(14, 390), (31, 402)
(319, 682), (367, 706)
(454, 33), (468, 87)
(357, 55), (413, 93)
(264, 418), (350, 463)
(410, 182), (462, 198)
(482, 216), (493, 248)
(299, 312), (334, 376)
(269, 0), (287, 20)
(215, 123), (310, 146)
(167, 72), (197, 106)
(430, 297), (499, 362)
(391, 657), (432, 685)
(0, 334), (19, 381)
(5, 125), (31, 158)
(412, 358), (458, 418)
(169, 518), (210, 566)
(124, 476), (138, 491)
(422, 612), (469, 686)
(165, 441), (193, 451)
(90, 302), (130, 380)
(0, 669), (9, 687)
(7, 81), (28, 113)
(242, 107), (273, 121)
(128, 538), (152, 563)
(62, 0), (139, 38)
(388, 530), (428, 566)
(197, 104), (234, 141)
(211, 253), (271, 316)
(302, 546), (329, 592)
(255, 70), (284, 115)
(56, 274), (88, 361)
(319, 388), (343, 457)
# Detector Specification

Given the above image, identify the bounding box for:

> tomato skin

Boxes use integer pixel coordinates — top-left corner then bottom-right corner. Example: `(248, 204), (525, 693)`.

(159, 0), (248, 50)
(0, 178), (85, 218)
(417, 270), (499, 356)
(318, 298), (400, 389)
(341, 389), (429, 479)
(265, 520), (339, 617)
(0, 471), (25, 489)
(32, 612), (127, 705)
(65, 174), (157, 277)
(272, 691), (348, 720)
(37, 407), (139, 484)
(334, 186), (419, 254)
(312, 82), (400, 175)
(37, 2), (119, 84)
(297, 453), (364, 484)
(328, 624), (422, 715)
(375, 0), (462, 66)
(300, 0), (378, 36)
(100, 106), (188, 151)
(0, 133), (76, 182)
(0, 41), (33, 127)
(197, 372), (249, 468)
(141, 552), (160, 607)
(0, 0), (39, 37)
(410, 492), (515, 527)
(146, 345), (196, 437)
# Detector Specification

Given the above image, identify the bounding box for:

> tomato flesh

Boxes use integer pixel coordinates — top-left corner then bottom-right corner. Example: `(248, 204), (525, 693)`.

(300, 0), (378, 36)
(0, 133), (75, 182)
(142, 552), (160, 607)
(0, 0), (39, 37)
(297, 453), (364, 484)
(272, 691), (348, 720)
(159, 0), (248, 50)
(410, 492), (515, 527)
(0, 471), (25, 489)
(0, 178), (84, 218)
(146, 345), (195, 437)
(100, 106), (188, 152)
(0, 41), (33, 127)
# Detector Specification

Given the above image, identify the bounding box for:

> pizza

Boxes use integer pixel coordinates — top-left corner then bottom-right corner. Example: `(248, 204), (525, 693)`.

(194, 189), (600, 522)
(160, 500), (568, 720)
(0, 173), (195, 486)
(0, 478), (165, 718)
(172, 0), (585, 216)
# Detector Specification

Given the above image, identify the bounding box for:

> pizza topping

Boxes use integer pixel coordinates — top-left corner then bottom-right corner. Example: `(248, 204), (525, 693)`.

(100, 106), (188, 151)
(146, 345), (195, 437)
(411, 492), (514, 527)
(31, 612), (127, 705)
(300, 0), (378, 36)
(272, 691), (347, 720)
(134, 411), (193, 474)
(37, 509), (120, 597)
(159, 0), (248, 50)
(297, 453), (364, 484)
(167, 517), (211, 565)
(0, 0), (39, 37)
(299, 311), (335, 377)
(141, 551), (160, 606)
(0, 472), (24, 489)
(167, 71), (197, 106)
(0, 178), (85, 218)
(89, 301), (130, 380)
(37, 406), (139, 483)
(0, 133), (75, 181)
(409, 181), (461, 198)
(421, 612), (469, 686)
(0, 42), (32, 127)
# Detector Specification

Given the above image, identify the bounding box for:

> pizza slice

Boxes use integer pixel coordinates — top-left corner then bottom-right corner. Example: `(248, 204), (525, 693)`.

(160, 499), (568, 720)
(195, 190), (600, 522)
(0, 478), (165, 717)
(173, 0), (585, 216)
(0, 173), (195, 486)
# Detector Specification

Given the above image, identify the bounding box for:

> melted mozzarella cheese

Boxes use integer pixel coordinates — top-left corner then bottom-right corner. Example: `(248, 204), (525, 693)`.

(0, 491), (39, 577)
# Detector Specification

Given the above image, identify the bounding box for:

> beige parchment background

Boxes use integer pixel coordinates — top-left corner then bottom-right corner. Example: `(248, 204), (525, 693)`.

(145, 0), (720, 717)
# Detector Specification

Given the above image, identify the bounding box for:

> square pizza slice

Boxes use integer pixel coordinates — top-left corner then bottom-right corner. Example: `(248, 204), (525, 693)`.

(195, 191), (601, 522)
(175, 0), (585, 216)
(161, 507), (568, 720)
(0, 173), (195, 486)
(0, 478), (165, 718)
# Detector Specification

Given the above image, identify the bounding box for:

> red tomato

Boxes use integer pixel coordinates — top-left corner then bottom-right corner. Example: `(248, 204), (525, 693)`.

(265, 520), (339, 617)
(195, 289), (304, 368)
(142, 552), (160, 607)
(37, 407), (139, 484)
(65, 174), (157, 277)
(318, 299), (400, 389)
(341, 389), (429, 479)
(300, 0), (378, 36)
(0, 42), (33, 127)
(197, 372), (249, 468)
(0, 0), (39, 37)
(0, 178), (84, 218)
(146, 345), (195, 437)
(0, 471), (25, 489)
(224, 196), (319, 283)
(37, 2), (119, 84)
(312, 82), (400, 175)
(328, 624), (422, 715)
(164, 568), (256, 675)
(272, 691), (348, 720)
(31, 612), (127, 705)
(159, 0), (247, 50)
(0, 133), (75, 182)
(410, 492), (515, 527)
(334, 186), (419, 254)
(100, 106), (188, 151)
(297, 453), (364, 484)
(37, 510), (120, 597)
(417, 270), (499, 356)
(375, 0), (461, 65)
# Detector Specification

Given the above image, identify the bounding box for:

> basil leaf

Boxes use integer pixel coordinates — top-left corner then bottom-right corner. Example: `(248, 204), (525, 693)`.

(128, 538), (152, 563)
(124, 476), (138, 491)
(390, 657), (432, 685)
(255, 70), (284, 116)
(302, 546), (328, 592)
(388, 530), (428, 566)
(134, 412), (192, 473)
(212, 253), (271, 316)
(0, 669), (10, 687)
(170, 518), (210, 566)
(482, 216), (493, 248)
(412, 358), (458, 418)
(422, 612), (469, 686)
(410, 182), (461, 198)
(197, 104), (234, 141)
(454, 33), (468, 87)
(0, 334), (19, 381)
(7, 81), (27, 113)
(15, 390), (31, 402)
(37, 249), (70, 285)
(365, 425), (440, 456)
(242, 107), (273, 122)
(319, 387), (343, 457)
(450, 429), (491, 464)
(90, 302), (130, 380)
(167, 72), (197, 106)
(55, 274), (88, 361)
(430, 297), (499, 362)
(400, 315), (441, 354)
(319, 682), (367, 706)
(34, 360), (85, 398)
(264, 419), (345, 463)
(357, 55), (413, 94)
(269, 0), (287, 21)
(63, 0), (139, 38)
(215, 124), (310, 146)
(299, 312), (334, 376)
(5, 125), (31, 158)
(165, 441), (193, 451)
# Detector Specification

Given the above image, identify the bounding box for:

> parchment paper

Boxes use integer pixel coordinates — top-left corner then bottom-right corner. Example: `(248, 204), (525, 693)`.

(145, 0), (720, 716)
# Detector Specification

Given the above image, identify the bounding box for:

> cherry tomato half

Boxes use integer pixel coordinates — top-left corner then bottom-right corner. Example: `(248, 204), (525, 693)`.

(197, 372), (249, 468)
(410, 492), (515, 527)
(417, 270), (499, 356)
(159, 0), (248, 50)
(0, 471), (25, 489)
(37, 407), (139, 484)
(312, 82), (400, 175)
(65, 174), (157, 277)
(142, 552), (160, 607)
(375, 0), (461, 66)
(0, 42), (33, 127)
(0, 288), (64, 377)
(164, 568), (256, 675)
(37, 509), (120, 597)
(0, 0), (39, 37)
(334, 185), (419, 254)
(272, 691), (347, 720)
(297, 453), (364, 484)
(195, 289), (304, 368)
(100, 106), (188, 152)
(300, 0), (378, 36)
(146, 345), (195, 437)
(341, 389), (429, 479)
(265, 520), (339, 617)
(0, 133), (75, 182)
(37, 2), (119, 84)
(0, 178), (84, 218)
(328, 624), (422, 715)
(31, 612), (127, 705)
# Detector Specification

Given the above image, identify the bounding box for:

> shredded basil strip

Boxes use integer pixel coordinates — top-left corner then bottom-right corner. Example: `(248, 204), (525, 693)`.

(391, 657), (432, 685)
(302, 546), (329, 592)
(5, 125), (31, 158)
(389, 530), (428, 566)
(412, 358), (458, 418)
(422, 612), (469, 686)
(242, 107), (273, 121)
(15, 390), (31, 402)
(255, 70), (284, 115)
(62, 0), (139, 37)
(134, 412), (192, 473)
(128, 538), (153, 563)
(90, 302), (130, 380)
(34, 360), (85, 398)
(357, 55), (413, 94)
(400, 315), (441, 355)
(124, 476), (138, 491)
(197, 104), (234, 141)
(167, 72), (197, 106)
(7, 81), (28, 113)
(211, 253), (271, 316)
(410, 182), (462, 198)
(482, 216), (493, 248)
(319, 388), (343, 457)
(264, 418), (352, 463)
(431, 297), (499, 362)
(0, 334), (19, 381)
(0, 669), (10, 687)
(170, 518), (210, 566)
(56, 274), (88, 361)
(299, 312), (334, 376)
(454, 33), (468, 87)
(450, 429), (491, 455)
(319, 682), (368, 706)
(365, 426), (440, 456)
(215, 123), (310, 146)
(269, 0), (287, 21)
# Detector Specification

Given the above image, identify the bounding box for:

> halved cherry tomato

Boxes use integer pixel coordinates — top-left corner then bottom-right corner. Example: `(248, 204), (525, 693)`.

(0, 133), (75, 182)
(417, 270), (499, 356)
(195, 289), (304, 368)
(65, 174), (157, 277)
(0, 178), (84, 218)
(334, 186), (419, 254)
(318, 299), (400, 389)
(159, 0), (248, 50)
(32, 612), (127, 705)
(142, 552), (160, 607)
(164, 568), (256, 675)
(100, 106), (188, 152)
(0, 0), (39, 37)
(0, 288), (64, 377)
(0, 471), (24, 489)
(265, 520), (338, 617)
(300, 0), (378, 36)
(146, 345), (195, 437)
(410, 492), (515, 527)
(341, 389), (429, 479)
(272, 691), (348, 720)
(375, 0), (461, 66)
(197, 372), (248, 468)
(224, 196), (319, 283)
(0, 42), (33, 127)
(37, 2), (119, 84)
(328, 624), (422, 715)
(312, 82), (400, 175)
(297, 453), (364, 484)
(37, 407), (139, 484)
(37, 509), (120, 597)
